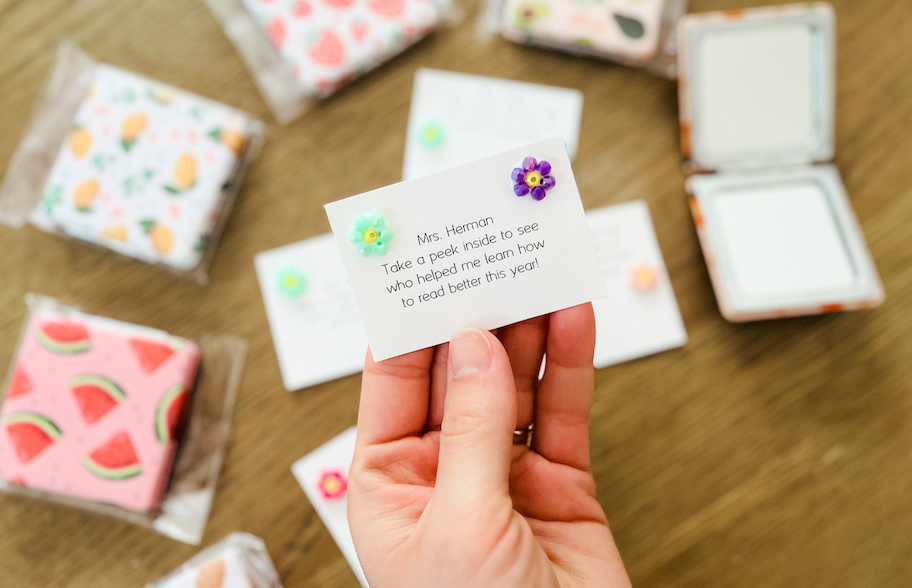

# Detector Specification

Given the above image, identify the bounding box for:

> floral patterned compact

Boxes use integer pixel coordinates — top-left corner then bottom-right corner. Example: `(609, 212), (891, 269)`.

(495, 0), (684, 74)
(0, 44), (265, 283)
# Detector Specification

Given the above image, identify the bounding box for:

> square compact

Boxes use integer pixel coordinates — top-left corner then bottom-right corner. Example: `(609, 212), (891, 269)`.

(677, 2), (883, 321)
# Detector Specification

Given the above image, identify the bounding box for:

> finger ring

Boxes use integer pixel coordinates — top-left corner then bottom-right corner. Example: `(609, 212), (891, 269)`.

(513, 424), (533, 447)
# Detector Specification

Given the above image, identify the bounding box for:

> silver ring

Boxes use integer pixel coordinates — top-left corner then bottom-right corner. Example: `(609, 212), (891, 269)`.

(513, 424), (533, 446)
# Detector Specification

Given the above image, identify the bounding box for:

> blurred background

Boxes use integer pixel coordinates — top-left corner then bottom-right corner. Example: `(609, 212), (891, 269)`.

(0, 0), (911, 586)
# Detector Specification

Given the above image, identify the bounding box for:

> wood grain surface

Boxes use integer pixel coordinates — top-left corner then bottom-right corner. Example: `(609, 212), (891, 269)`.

(1, 0), (911, 586)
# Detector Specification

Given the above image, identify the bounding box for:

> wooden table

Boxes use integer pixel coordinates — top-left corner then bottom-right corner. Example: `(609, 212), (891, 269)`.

(1, 0), (910, 586)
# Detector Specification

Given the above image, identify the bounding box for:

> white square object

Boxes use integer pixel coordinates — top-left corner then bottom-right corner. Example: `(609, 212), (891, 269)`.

(402, 69), (583, 180)
(688, 165), (883, 320)
(587, 201), (687, 367)
(291, 427), (366, 587)
(254, 234), (368, 391)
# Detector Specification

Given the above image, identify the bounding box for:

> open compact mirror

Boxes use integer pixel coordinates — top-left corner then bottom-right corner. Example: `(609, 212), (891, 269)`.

(677, 3), (883, 321)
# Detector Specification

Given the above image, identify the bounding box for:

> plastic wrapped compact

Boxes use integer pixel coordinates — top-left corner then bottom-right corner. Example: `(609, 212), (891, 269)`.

(203, 0), (460, 123)
(146, 533), (283, 588)
(0, 294), (247, 544)
(478, 0), (688, 78)
(0, 43), (265, 284)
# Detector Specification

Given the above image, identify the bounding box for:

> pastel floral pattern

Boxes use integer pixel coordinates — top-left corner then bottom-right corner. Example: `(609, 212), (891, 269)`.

(350, 213), (393, 256)
(242, 0), (443, 99)
(30, 65), (257, 272)
(512, 157), (555, 201)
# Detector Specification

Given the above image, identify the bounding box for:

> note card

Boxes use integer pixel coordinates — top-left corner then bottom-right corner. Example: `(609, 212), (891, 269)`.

(254, 234), (368, 391)
(291, 427), (365, 588)
(587, 201), (687, 366)
(325, 138), (607, 361)
(402, 69), (584, 180)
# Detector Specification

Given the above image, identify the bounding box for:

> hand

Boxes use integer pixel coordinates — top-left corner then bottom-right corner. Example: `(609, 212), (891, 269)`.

(347, 304), (631, 588)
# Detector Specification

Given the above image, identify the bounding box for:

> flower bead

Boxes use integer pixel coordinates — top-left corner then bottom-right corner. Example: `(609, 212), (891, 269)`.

(512, 157), (556, 201)
(317, 470), (348, 499)
(418, 120), (444, 149)
(631, 264), (659, 292)
(278, 267), (307, 297)
(349, 213), (393, 257)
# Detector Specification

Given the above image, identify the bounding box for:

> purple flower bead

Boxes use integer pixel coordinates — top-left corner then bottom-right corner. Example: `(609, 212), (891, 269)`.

(512, 156), (556, 201)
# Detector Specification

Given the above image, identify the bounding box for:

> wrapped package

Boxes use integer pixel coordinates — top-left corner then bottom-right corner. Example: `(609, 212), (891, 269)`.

(147, 533), (283, 588)
(0, 43), (265, 284)
(0, 294), (247, 544)
(478, 0), (688, 78)
(203, 0), (460, 122)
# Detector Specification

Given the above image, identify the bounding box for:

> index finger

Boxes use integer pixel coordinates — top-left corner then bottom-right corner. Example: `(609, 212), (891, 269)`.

(357, 346), (434, 445)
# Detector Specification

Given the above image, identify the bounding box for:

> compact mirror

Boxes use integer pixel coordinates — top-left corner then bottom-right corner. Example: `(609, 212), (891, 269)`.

(680, 6), (835, 170)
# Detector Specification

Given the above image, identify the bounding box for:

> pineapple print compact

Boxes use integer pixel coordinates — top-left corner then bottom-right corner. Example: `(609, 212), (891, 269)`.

(147, 533), (283, 588)
(0, 44), (265, 283)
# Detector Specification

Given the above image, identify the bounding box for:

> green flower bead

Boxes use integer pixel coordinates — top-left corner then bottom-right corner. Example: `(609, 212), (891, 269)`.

(418, 121), (444, 149)
(278, 268), (307, 297)
(354, 215), (371, 232)
(351, 212), (393, 257)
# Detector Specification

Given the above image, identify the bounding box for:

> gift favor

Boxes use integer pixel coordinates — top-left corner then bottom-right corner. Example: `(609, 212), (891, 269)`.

(147, 533), (283, 588)
(479, 0), (688, 77)
(0, 295), (247, 543)
(0, 43), (265, 283)
(204, 0), (457, 122)
(677, 3), (883, 321)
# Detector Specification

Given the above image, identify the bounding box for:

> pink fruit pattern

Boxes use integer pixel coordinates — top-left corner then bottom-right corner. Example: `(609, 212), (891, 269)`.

(308, 31), (347, 66)
(242, 0), (443, 99)
(0, 309), (201, 513)
(369, 0), (405, 18)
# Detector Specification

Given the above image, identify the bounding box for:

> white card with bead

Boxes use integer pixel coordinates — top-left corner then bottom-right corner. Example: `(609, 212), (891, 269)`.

(402, 69), (584, 180)
(290, 427), (366, 588)
(254, 234), (368, 391)
(587, 200), (687, 366)
(325, 137), (608, 362)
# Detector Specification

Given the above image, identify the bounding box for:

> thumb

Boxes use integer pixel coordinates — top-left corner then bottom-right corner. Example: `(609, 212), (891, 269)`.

(434, 329), (517, 506)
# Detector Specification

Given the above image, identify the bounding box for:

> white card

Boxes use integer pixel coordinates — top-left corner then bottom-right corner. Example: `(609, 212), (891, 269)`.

(587, 201), (687, 366)
(325, 138), (608, 362)
(291, 427), (366, 588)
(254, 234), (368, 391)
(402, 69), (583, 180)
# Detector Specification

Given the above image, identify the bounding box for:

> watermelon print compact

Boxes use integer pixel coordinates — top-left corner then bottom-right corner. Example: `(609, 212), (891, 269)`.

(0, 306), (200, 513)
(147, 533), (283, 588)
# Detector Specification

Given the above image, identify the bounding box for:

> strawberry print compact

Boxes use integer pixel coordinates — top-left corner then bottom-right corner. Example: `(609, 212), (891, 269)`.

(204, 0), (451, 122)
(0, 306), (200, 513)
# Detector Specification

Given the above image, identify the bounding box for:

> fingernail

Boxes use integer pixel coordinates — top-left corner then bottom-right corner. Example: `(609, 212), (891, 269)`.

(449, 329), (492, 379)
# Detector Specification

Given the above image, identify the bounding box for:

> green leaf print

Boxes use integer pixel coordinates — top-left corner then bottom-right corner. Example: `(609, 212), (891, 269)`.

(40, 186), (62, 214)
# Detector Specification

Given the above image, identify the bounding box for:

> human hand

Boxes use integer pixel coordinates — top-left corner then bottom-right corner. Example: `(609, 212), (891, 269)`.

(347, 303), (631, 588)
